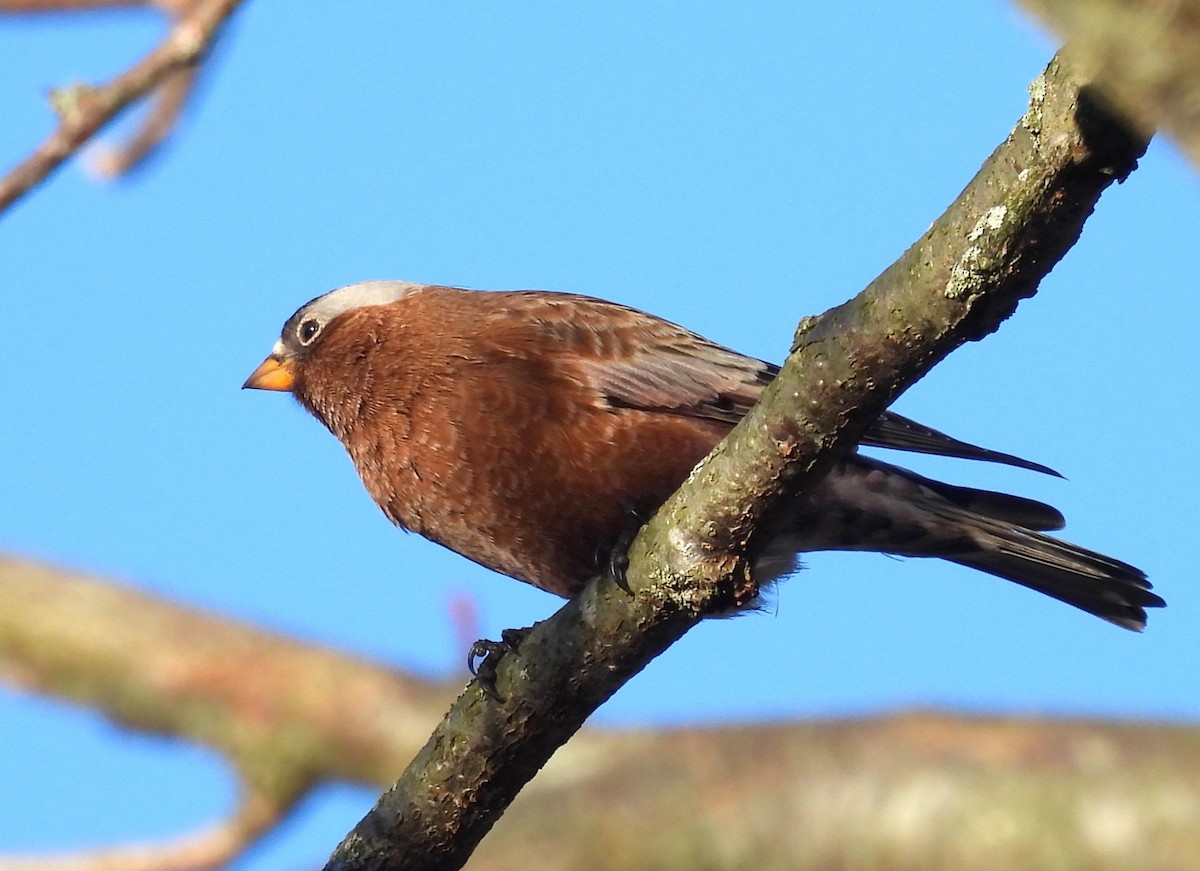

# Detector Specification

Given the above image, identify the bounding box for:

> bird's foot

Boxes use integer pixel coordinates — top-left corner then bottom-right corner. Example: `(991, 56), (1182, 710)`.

(602, 504), (648, 594)
(468, 626), (532, 701)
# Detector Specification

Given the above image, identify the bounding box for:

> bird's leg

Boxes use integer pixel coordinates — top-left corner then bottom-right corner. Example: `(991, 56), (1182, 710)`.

(599, 503), (649, 594)
(468, 625), (533, 701)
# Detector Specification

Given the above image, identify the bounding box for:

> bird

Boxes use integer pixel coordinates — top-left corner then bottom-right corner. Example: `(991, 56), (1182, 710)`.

(244, 281), (1163, 631)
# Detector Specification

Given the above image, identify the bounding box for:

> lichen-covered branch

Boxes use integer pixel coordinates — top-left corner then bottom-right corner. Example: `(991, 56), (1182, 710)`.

(321, 51), (1148, 871)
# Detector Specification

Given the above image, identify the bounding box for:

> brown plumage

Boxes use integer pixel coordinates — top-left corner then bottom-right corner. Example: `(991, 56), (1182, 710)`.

(244, 281), (1164, 629)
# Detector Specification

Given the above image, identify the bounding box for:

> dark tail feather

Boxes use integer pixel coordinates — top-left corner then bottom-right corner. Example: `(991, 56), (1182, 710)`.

(903, 473), (1066, 532)
(764, 456), (1164, 630)
(865, 412), (1064, 477)
(879, 462), (1161, 629)
(949, 535), (1164, 631)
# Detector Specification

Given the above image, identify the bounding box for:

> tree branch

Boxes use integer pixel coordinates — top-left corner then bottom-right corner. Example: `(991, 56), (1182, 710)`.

(0, 557), (453, 794)
(1016, 0), (1200, 169)
(0, 554), (454, 871)
(0, 0), (245, 214)
(321, 50), (1148, 871)
(6, 555), (1200, 870)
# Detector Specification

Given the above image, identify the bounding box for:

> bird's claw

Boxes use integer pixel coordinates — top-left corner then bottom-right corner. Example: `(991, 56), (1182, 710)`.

(605, 503), (647, 594)
(609, 545), (632, 593)
(468, 626), (532, 701)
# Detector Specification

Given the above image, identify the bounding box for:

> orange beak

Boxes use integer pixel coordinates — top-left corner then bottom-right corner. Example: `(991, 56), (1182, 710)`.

(243, 355), (296, 392)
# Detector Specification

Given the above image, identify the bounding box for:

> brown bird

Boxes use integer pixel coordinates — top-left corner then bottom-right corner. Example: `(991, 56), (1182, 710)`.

(244, 281), (1163, 630)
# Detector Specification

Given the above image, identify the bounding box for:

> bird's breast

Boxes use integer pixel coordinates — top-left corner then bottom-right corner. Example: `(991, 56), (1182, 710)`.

(344, 380), (727, 596)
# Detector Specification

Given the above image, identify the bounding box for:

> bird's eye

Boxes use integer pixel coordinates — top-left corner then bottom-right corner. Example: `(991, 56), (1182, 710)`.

(298, 318), (321, 345)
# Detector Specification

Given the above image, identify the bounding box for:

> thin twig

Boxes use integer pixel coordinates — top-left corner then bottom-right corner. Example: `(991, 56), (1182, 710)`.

(88, 65), (199, 177)
(0, 0), (244, 214)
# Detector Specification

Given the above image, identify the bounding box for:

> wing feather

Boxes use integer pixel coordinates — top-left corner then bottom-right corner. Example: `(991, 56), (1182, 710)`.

(479, 290), (1057, 474)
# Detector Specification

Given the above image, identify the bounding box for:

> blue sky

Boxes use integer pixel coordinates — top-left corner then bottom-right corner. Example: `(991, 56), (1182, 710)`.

(2, 3), (1197, 868)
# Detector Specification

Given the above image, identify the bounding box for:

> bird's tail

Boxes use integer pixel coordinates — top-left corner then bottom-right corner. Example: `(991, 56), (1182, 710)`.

(759, 456), (1164, 630)
(947, 545), (1155, 631)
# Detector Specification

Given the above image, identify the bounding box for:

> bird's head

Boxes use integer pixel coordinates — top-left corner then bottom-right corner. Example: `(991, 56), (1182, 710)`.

(243, 280), (432, 440)
(243, 280), (426, 394)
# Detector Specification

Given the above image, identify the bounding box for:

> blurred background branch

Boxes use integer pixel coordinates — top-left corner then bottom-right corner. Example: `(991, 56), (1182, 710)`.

(3, 556), (1200, 870)
(1017, 0), (1200, 167)
(0, 0), (244, 213)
